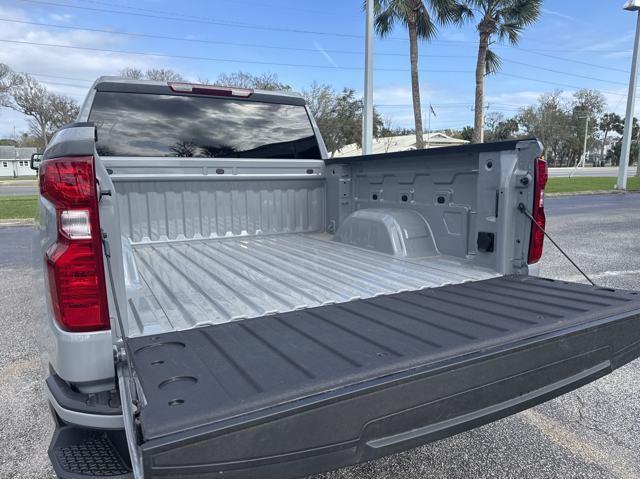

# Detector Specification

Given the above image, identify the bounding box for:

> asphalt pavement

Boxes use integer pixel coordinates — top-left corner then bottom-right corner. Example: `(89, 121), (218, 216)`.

(0, 180), (38, 196)
(1, 193), (639, 478)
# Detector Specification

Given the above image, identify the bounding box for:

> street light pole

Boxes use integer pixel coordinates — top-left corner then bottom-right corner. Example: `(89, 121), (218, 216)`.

(618, 1), (640, 189)
(581, 114), (589, 167)
(362, 0), (374, 156)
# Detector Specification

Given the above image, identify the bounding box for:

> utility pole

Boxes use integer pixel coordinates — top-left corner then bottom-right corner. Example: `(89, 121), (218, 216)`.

(580, 114), (589, 167)
(471, 103), (489, 143)
(362, 0), (374, 156)
(618, 1), (640, 189)
(570, 115), (589, 177)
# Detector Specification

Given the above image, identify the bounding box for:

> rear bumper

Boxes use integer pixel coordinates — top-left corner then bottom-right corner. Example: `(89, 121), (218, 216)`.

(137, 306), (640, 478)
(46, 374), (123, 430)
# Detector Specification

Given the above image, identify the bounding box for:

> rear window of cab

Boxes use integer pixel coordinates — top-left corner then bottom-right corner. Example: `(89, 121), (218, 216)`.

(88, 91), (321, 159)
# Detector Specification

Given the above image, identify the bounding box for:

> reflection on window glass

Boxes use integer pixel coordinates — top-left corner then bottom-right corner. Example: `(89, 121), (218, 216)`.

(89, 92), (321, 159)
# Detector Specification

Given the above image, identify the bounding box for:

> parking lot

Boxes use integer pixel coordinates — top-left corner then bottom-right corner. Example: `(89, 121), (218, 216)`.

(1, 193), (639, 479)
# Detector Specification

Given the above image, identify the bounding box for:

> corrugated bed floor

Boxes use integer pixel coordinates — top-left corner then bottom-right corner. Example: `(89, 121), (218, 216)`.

(126, 233), (498, 336)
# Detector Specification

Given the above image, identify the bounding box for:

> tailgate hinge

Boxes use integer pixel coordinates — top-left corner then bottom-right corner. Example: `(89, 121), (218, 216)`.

(113, 343), (128, 365)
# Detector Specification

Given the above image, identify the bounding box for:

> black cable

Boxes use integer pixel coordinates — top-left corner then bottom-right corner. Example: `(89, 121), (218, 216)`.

(517, 203), (597, 287)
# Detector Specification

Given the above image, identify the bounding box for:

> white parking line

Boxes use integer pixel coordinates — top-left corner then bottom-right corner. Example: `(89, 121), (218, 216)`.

(521, 409), (637, 479)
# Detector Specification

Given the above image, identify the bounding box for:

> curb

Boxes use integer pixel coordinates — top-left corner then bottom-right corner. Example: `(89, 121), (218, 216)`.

(546, 190), (640, 197)
(0, 219), (35, 227)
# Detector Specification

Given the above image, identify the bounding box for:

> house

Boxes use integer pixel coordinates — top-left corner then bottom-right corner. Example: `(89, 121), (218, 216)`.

(0, 146), (38, 178)
(334, 132), (469, 157)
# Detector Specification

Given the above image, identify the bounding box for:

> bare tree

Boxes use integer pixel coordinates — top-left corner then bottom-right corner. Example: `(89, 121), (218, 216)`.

(7, 74), (79, 149)
(216, 71), (290, 91)
(0, 63), (17, 109)
(381, 117), (396, 153)
(145, 68), (185, 82)
(119, 67), (144, 80)
(119, 67), (185, 82)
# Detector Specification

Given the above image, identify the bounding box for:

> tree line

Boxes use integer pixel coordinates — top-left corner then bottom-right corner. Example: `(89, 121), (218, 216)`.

(0, 64), (78, 149)
(0, 65), (387, 156)
(1, 62), (637, 168)
(445, 88), (639, 171)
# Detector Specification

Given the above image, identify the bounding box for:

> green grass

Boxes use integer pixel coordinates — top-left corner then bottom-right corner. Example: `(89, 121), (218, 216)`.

(0, 195), (38, 220)
(546, 176), (640, 194)
(0, 178), (636, 220)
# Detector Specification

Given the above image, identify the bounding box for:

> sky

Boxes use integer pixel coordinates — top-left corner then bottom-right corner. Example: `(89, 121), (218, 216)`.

(0, 0), (638, 138)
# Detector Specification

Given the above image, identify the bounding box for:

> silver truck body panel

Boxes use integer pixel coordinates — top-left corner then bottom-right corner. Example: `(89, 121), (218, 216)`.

(125, 233), (498, 336)
(37, 78), (537, 439)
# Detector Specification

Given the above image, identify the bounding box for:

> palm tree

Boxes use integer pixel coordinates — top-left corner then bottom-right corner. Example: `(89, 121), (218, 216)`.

(467, 0), (541, 143)
(373, 0), (468, 149)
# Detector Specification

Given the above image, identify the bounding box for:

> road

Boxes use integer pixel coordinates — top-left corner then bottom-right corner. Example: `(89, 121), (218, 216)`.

(549, 166), (638, 178)
(0, 179), (38, 196)
(1, 193), (639, 478)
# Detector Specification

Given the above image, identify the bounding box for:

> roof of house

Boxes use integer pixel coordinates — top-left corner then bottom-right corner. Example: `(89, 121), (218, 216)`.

(334, 132), (469, 157)
(0, 146), (38, 160)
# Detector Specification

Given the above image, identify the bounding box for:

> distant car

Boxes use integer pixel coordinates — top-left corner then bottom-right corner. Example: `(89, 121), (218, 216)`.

(35, 77), (640, 479)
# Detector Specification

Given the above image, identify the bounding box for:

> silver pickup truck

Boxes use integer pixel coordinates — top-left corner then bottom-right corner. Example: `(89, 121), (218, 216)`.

(34, 77), (640, 479)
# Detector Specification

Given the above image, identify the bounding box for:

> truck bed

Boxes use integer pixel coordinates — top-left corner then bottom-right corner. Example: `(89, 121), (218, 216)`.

(125, 233), (498, 336)
(125, 276), (640, 478)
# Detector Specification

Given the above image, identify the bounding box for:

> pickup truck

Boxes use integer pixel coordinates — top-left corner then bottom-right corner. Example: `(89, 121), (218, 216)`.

(34, 77), (640, 479)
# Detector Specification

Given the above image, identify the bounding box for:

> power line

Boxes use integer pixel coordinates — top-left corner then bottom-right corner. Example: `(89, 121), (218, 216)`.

(0, 38), (473, 73)
(79, 0), (355, 19)
(498, 58), (627, 86)
(33, 79), (91, 88)
(497, 72), (624, 97)
(0, 18), (474, 59)
(18, 0), (634, 57)
(497, 46), (630, 74)
(1, 38), (626, 96)
(2, 18), (629, 88)
(18, 0), (373, 40)
(24, 72), (93, 83)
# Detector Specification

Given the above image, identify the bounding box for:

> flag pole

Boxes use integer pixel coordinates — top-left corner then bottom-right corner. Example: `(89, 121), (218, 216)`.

(362, 0), (374, 155)
(427, 104), (431, 149)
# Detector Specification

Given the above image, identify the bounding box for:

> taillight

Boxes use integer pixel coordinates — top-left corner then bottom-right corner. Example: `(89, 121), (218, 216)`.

(527, 157), (548, 264)
(40, 156), (110, 332)
(168, 82), (253, 97)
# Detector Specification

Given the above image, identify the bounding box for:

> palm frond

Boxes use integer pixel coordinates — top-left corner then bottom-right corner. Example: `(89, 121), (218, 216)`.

(498, 21), (523, 44)
(501, 0), (542, 26)
(415, 6), (439, 40)
(371, 0), (415, 36)
(436, 1), (474, 26)
(451, 2), (475, 23)
(485, 48), (503, 75)
(374, 6), (397, 37)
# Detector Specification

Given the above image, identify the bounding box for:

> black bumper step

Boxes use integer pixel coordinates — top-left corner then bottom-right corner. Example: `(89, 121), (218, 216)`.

(49, 426), (132, 479)
(124, 275), (640, 478)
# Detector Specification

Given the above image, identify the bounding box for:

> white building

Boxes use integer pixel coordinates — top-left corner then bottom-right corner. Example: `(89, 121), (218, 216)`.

(0, 146), (38, 178)
(334, 132), (469, 157)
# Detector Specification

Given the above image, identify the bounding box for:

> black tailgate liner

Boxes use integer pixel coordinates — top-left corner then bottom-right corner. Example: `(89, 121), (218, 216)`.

(125, 276), (640, 478)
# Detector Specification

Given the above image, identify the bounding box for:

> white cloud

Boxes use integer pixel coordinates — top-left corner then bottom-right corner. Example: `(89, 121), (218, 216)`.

(48, 13), (73, 23)
(485, 90), (545, 108)
(581, 32), (635, 53)
(541, 9), (574, 21)
(313, 41), (338, 68)
(0, 4), (173, 136)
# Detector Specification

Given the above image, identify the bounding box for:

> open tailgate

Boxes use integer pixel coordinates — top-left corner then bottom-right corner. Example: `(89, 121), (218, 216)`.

(120, 275), (640, 478)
